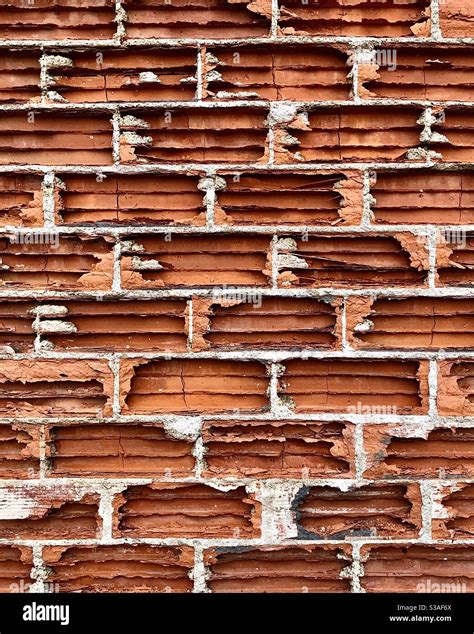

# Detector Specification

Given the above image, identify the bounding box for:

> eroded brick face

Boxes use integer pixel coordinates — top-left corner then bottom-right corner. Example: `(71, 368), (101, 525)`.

(0, 0), (473, 598)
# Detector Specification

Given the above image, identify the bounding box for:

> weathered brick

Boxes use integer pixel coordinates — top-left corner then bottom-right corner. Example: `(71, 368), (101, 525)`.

(122, 358), (269, 414)
(204, 545), (352, 592)
(433, 484), (474, 540)
(0, 175), (43, 227)
(360, 47), (474, 102)
(0, 0), (117, 40)
(438, 360), (474, 417)
(0, 112), (113, 166)
(121, 233), (272, 288)
(46, 49), (198, 103)
(216, 171), (364, 226)
(0, 235), (114, 290)
(371, 170), (474, 225)
(0, 486), (101, 539)
(0, 360), (114, 418)
(35, 299), (188, 351)
(193, 297), (339, 351)
(440, 0), (474, 37)
(57, 173), (205, 225)
(278, 0), (430, 37)
(0, 546), (33, 593)
(120, 108), (268, 164)
(114, 483), (260, 538)
(281, 359), (429, 414)
(42, 545), (194, 592)
(205, 46), (350, 101)
(364, 425), (474, 479)
(122, 0), (272, 38)
(202, 420), (355, 479)
(293, 484), (422, 540)
(276, 233), (429, 288)
(348, 297), (474, 350)
(46, 422), (195, 478)
(0, 423), (40, 479)
(360, 545), (474, 592)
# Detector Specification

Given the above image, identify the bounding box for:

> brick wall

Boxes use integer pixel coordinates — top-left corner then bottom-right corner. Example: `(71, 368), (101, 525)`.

(0, 0), (473, 595)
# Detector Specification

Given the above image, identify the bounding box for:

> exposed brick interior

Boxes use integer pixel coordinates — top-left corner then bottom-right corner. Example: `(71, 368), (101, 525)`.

(0, 0), (473, 597)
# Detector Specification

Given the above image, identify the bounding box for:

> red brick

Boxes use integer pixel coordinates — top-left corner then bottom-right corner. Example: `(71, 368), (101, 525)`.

(114, 483), (260, 538)
(42, 545), (194, 593)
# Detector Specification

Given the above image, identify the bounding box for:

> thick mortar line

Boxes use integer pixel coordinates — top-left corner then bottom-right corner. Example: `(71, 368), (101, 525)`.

(430, 0), (442, 40)
(112, 241), (122, 292)
(196, 46), (204, 101)
(0, 36), (473, 49)
(428, 227), (438, 289)
(428, 359), (438, 417)
(3, 98), (474, 111)
(271, 0), (279, 38)
(192, 545), (209, 593)
(420, 481), (434, 541)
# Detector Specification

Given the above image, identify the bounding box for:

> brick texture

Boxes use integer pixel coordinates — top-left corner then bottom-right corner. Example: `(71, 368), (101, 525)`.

(0, 0), (473, 597)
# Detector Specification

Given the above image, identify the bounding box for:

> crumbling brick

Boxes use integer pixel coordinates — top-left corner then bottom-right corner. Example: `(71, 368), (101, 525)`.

(46, 422), (195, 478)
(361, 545), (474, 593)
(42, 545), (194, 592)
(204, 545), (352, 592)
(202, 420), (355, 479)
(122, 358), (269, 414)
(114, 483), (260, 538)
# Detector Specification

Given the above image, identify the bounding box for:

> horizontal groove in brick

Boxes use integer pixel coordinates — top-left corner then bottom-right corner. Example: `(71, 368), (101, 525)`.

(122, 358), (269, 414)
(42, 544), (194, 592)
(280, 359), (428, 414)
(294, 483), (422, 540)
(46, 422), (195, 478)
(114, 483), (260, 538)
(204, 545), (352, 592)
(202, 420), (355, 479)
(205, 45), (350, 101)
